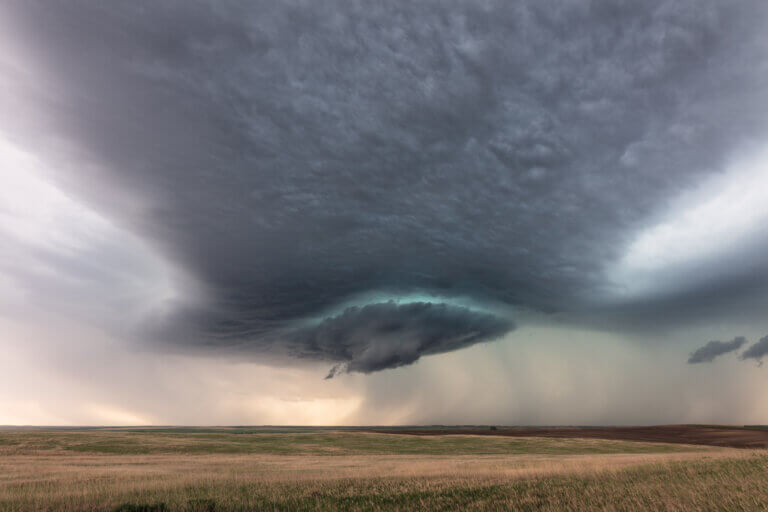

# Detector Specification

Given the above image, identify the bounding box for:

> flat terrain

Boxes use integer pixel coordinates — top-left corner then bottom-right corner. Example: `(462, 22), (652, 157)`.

(373, 424), (768, 449)
(1, 428), (767, 511)
(0, 428), (705, 456)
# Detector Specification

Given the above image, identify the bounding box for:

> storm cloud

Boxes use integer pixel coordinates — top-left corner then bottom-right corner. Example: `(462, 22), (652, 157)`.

(3, 1), (768, 374)
(284, 301), (514, 376)
(687, 337), (746, 364)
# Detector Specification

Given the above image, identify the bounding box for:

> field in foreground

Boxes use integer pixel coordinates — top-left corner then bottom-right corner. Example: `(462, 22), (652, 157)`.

(1, 428), (767, 511)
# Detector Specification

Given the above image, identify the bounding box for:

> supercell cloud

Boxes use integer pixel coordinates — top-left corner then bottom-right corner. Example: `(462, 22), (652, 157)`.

(3, 1), (768, 375)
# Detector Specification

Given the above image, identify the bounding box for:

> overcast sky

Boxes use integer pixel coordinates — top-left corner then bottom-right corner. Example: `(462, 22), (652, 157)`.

(2, 1), (768, 425)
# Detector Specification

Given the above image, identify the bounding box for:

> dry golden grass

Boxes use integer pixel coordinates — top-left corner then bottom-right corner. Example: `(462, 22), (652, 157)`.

(0, 430), (766, 511)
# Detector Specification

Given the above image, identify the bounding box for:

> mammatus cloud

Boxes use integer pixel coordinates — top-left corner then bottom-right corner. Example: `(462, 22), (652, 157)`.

(282, 301), (514, 377)
(3, 2), (768, 374)
(740, 335), (768, 364)
(687, 336), (746, 364)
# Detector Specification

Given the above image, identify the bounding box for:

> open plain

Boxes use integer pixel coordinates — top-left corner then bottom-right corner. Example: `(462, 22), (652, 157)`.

(1, 427), (767, 511)
(374, 424), (768, 449)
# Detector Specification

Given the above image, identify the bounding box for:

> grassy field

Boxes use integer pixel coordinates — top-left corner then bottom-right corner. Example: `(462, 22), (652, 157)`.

(0, 428), (766, 511)
(0, 429), (703, 456)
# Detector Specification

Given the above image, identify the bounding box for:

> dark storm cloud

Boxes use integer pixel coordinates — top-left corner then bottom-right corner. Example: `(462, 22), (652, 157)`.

(687, 337), (746, 364)
(284, 301), (514, 376)
(4, 1), (768, 371)
(740, 336), (768, 363)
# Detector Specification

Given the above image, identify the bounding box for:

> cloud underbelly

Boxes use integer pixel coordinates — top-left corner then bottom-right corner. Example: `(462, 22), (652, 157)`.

(282, 301), (514, 376)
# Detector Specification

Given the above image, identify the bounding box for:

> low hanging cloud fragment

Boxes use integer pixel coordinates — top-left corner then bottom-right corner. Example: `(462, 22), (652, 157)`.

(740, 335), (768, 364)
(687, 336), (746, 364)
(284, 301), (514, 377)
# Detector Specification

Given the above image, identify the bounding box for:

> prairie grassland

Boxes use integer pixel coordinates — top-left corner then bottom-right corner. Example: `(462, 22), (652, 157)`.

(0, 430), (703, 456)
(0, 430), (766, 511)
